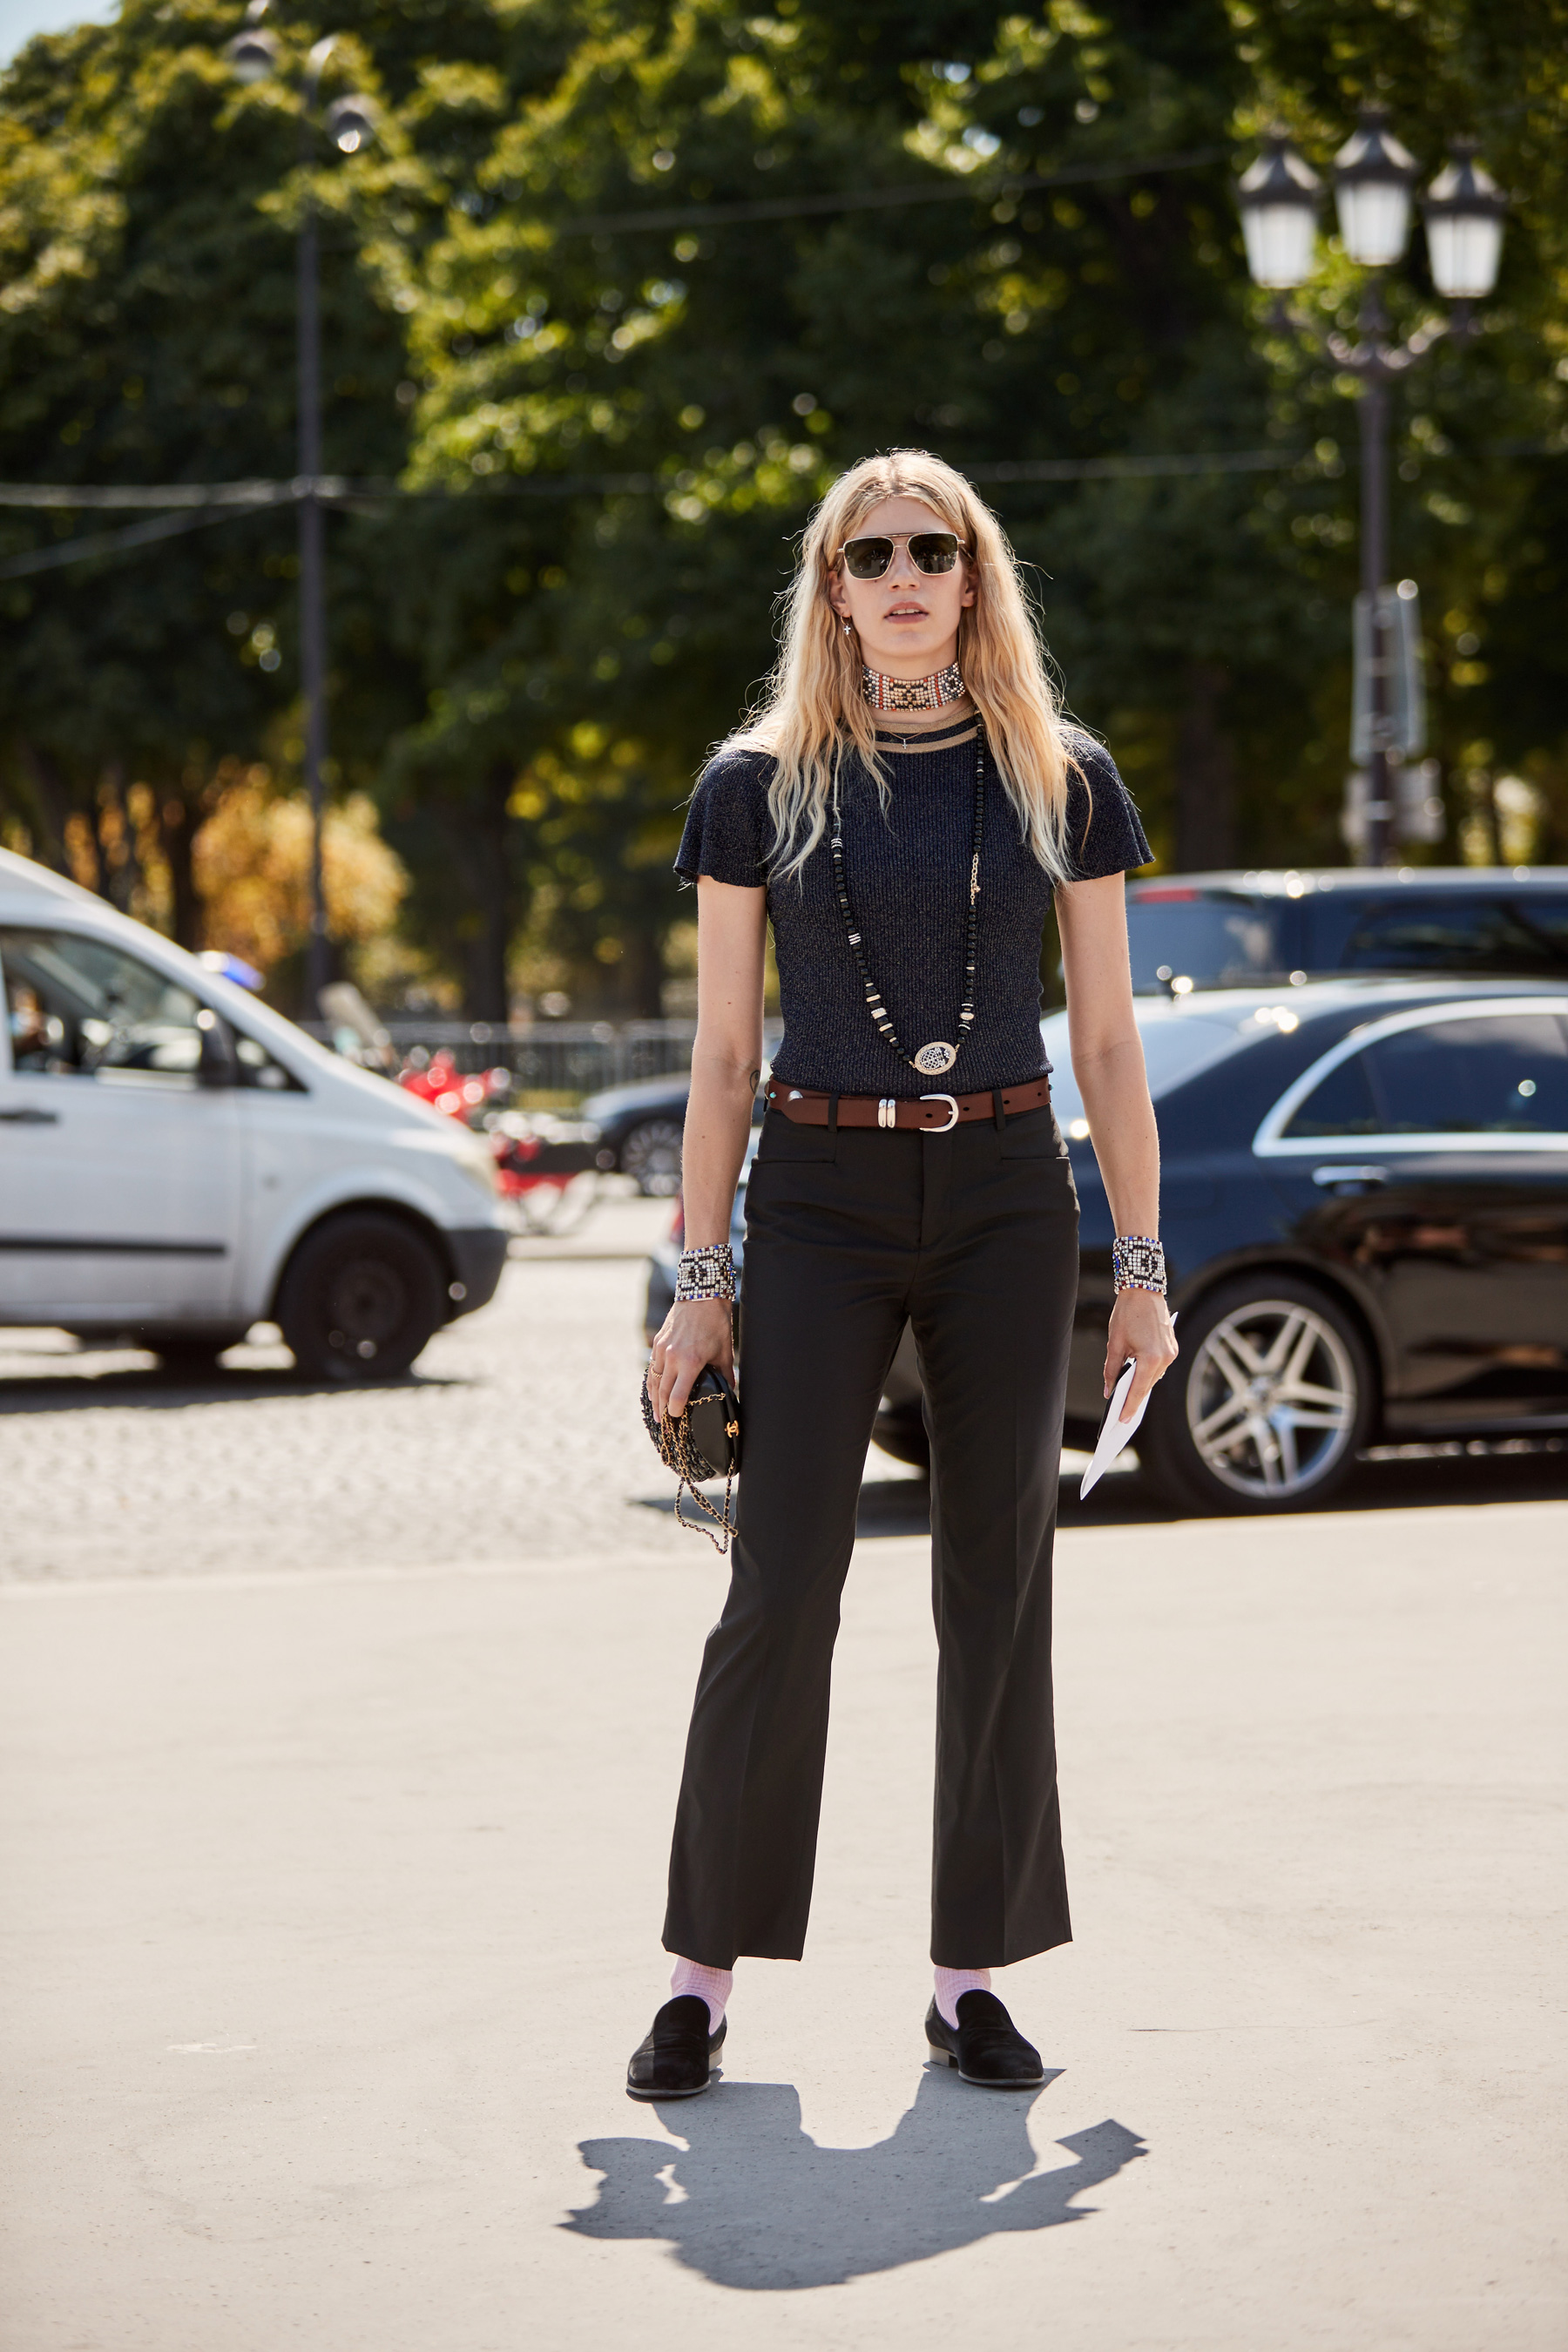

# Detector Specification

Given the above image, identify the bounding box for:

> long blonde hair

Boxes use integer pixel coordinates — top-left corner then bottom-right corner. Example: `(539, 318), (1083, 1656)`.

(727, 449), (1079, 883)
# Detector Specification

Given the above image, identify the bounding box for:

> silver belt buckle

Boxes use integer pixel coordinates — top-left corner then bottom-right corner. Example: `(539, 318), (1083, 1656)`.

(920, 1092), (959, 1134)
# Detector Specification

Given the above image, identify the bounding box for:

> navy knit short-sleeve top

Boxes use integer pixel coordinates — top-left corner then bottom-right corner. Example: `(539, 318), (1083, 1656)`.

(675, 727), (1150, 1098)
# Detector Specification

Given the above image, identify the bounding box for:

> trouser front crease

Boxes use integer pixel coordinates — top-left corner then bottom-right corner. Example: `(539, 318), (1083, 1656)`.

(663, 1109), (1078, 1971)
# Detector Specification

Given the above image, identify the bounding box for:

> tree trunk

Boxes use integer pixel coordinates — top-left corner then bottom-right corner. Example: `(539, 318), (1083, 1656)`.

(157, 790), (203, 950)
(1173, 663), (1237, 871)
(440, 762), (517, 1022)
(16, 738), (73, 873)
(623, 923), (666, 1017)
(98, 765), (142, 914)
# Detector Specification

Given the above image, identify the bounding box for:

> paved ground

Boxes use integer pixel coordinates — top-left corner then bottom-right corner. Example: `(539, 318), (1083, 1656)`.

(2, 1207), (1565, 2349)
(0, 1195), (713, 1581)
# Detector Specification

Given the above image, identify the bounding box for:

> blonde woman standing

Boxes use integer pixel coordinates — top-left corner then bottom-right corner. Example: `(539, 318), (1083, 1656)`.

(632, 451), (1178, 2099)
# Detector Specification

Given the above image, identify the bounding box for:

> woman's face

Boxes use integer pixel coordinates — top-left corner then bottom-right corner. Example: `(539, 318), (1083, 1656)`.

(826, 495), (976, 679)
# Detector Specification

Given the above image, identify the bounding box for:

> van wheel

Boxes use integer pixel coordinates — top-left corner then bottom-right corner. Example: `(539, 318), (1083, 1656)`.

(1136, 1275), (1374, 1515)
(277, 1213), (445, 1383)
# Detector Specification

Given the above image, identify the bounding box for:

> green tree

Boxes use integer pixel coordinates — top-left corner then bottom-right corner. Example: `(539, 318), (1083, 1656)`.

(4, 0), (1565, 1024)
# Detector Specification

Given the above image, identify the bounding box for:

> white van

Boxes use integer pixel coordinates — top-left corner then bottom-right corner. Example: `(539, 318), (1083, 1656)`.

(0, 848), (510, 1378)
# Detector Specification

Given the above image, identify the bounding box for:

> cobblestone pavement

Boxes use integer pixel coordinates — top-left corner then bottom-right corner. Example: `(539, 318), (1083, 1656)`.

(0, 1197), (751, 1583)
(3, 1186), (1561, 1585)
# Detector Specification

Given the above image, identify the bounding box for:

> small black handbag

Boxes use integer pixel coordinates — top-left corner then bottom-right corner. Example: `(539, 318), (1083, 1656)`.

(641, 1364), (742, 1551)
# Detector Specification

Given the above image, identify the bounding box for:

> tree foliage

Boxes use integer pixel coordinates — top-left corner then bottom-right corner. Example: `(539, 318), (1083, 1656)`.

(2, 0), (1565, 1014)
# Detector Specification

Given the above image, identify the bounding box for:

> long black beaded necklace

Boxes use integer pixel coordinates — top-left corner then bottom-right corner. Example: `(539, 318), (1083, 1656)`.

(829, 721), (987, 1081)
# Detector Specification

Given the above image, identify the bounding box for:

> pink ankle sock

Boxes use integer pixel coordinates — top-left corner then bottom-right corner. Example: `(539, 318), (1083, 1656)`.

(670, 1956), (732, 2032)
(934, 1965), (992, 2028)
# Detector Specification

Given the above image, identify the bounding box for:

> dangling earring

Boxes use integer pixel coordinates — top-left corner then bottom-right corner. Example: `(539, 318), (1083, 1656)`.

(841, 618), (853, 637)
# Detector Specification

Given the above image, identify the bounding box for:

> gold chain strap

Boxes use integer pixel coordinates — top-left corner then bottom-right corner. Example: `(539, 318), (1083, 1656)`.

(643, 1382), (737, 1554)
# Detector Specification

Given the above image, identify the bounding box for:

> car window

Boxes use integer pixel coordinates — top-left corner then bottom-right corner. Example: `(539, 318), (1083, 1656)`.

(1281, 1050), (1382, 1137)
(1125, 892), (1287, 992)
(232, 1029), (305, 1092)
(1337, 895), (1568, 978)
(1042, 1008), (1241, 1124)
(2, 927), (206, 1085)
(1285, 1012), (1568, 1139)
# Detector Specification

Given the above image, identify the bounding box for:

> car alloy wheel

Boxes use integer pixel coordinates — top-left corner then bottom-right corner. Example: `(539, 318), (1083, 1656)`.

(1187, 1295), (1359, 1500)
(621, 1117), (685, 1197)
(1137, 1274), (1373, 1515)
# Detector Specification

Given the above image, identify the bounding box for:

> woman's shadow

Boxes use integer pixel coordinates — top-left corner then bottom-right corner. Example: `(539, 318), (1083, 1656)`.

(566, 2065), (1145, 2291)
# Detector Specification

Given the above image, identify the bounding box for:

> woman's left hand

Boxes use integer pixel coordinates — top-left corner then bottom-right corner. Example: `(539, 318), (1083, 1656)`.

(1105, 1288), (1179, 1422)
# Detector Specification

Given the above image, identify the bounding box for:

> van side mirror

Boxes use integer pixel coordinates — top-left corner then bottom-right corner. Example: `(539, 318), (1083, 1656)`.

(195, 1007), (236, 1089)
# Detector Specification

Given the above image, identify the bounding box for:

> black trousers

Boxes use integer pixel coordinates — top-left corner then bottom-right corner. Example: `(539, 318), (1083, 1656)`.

(663, 1101), (1079, 1970)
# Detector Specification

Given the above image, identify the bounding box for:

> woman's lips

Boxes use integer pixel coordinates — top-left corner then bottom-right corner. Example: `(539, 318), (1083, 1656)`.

(884, 604), (928, 618)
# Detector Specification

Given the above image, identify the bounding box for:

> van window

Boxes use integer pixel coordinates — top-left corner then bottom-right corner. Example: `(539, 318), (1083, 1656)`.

(2, 928), (206, 1084)
(1285, 1012), (1568, 1139)
(1335, 895), (1568, 979)
(232, 1030), (306, 1092)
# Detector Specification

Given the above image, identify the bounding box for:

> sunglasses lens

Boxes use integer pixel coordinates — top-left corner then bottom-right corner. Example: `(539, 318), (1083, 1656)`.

(910, 534), (961, 573)
(842, 537), (895, 579)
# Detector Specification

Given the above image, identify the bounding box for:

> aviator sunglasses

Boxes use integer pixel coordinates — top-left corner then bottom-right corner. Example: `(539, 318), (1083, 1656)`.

(835, 531), (968, 581)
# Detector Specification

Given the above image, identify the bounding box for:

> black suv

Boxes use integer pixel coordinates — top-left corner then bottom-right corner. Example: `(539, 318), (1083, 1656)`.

(1125, 868), (1568, 995)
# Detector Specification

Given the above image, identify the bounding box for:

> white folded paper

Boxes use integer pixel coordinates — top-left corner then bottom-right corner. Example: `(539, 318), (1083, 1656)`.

(1079, 1315), (1176, 1498)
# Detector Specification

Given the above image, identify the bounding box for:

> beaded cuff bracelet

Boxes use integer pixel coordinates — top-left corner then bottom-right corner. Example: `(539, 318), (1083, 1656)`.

(1112, 1233), (1166, 1295)
(675, 1243), (736, 1304)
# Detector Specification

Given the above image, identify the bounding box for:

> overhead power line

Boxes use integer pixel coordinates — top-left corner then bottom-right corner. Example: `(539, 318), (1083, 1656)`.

(4, 436), (1558, 583)
(554, 145), (1228, 239)
(0, 480), (301, 511)
(0, 505), (263, 579)
(0, 448), (1306, 581)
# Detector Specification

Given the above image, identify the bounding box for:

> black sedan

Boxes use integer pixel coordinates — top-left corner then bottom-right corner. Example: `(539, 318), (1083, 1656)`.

(652, 979), (1568, 1514)
(1056, 977), (1568, 1511)
(1124, 865), (1568, 994)
(579, 1073), (691, 1195)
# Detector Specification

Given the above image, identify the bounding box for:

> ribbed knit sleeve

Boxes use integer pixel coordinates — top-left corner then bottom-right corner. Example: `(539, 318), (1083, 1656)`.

(674, 747), (774, 889)
(1060, 734), (1152, 882)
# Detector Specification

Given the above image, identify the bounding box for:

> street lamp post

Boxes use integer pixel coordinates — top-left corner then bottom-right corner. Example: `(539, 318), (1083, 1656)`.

(229, 13), (374, 1008)
(1235, 108), (1507, 868)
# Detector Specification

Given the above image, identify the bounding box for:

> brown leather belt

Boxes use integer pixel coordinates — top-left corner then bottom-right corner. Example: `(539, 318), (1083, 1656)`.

(764, 1074), (1051, 1135)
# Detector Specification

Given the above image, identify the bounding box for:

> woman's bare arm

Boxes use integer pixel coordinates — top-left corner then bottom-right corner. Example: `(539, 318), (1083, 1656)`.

(1056, 873), (1179, 1419)
(648, 876), (767, 1417)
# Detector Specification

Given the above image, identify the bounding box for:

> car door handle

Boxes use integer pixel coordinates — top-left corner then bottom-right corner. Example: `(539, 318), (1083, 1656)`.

(1313, 1164), (1387, 1189)
(0, 1107), (59, 1125)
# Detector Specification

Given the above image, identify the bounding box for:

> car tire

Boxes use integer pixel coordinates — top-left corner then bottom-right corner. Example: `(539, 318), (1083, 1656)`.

(621, 1118), (685, 1197)
(873, 1401), (931, 1471)
(1136, 1274), (1375, 1516)
(276, 1212), (446, 1383)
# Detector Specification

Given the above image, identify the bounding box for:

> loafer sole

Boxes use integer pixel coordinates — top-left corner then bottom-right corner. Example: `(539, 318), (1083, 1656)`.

(625, 2078), (710, 2101)
(927, 2040), (1044, 2089)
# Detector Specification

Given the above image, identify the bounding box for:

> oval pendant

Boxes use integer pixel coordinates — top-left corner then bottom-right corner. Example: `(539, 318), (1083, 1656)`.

(912, 1040), (957, 1077)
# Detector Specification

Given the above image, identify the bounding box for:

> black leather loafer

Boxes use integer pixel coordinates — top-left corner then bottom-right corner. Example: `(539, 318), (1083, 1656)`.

(924, 1990), (1045, 2088)
(626, 1995), (726, 2100)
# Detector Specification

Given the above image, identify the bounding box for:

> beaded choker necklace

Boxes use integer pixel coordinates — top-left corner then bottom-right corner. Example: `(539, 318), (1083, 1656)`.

(830, 722), (987, 1080)
(861, 660), (965, 713)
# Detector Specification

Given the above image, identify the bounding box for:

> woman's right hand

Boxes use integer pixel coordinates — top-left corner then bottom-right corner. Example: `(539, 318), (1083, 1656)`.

(648, 1296), (735, 1420)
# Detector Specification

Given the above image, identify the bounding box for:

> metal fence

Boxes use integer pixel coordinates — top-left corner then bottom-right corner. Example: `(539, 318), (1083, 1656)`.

(300, 1017), (782, 1101)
